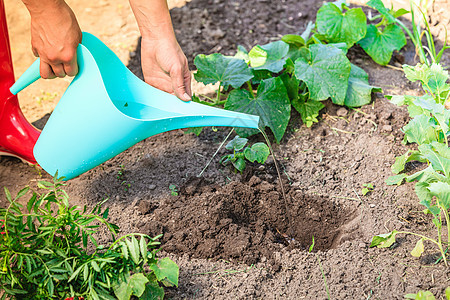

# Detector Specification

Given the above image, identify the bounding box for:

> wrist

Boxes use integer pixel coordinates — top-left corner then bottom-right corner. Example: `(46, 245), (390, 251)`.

(22, 0), (66, 16)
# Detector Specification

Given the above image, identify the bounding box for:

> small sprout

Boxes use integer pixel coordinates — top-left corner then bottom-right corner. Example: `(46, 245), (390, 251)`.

(220, 136), (270, 173)
(361, 183), (374, 195)
(117, 164), (126, 180)
(309, 236), (315, 253)
(169, 184), (178, 196)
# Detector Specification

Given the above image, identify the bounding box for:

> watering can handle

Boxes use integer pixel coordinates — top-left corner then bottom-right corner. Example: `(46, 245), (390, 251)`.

(9, 58), (41, 95)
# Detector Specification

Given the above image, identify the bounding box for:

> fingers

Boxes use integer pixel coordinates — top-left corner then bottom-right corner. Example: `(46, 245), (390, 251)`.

(63, 51), (78, 77)
(170, 64), (192, 102)
(38, 55), (78, 79)
(39, 61), (56, 79)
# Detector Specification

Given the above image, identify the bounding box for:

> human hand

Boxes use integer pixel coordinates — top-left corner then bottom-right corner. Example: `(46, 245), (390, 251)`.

(140, 36), (192, 101)
(24, 0), (82, 79)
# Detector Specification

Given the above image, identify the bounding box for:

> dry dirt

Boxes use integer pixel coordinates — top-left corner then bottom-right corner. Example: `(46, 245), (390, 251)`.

(3, 0), (450, 299)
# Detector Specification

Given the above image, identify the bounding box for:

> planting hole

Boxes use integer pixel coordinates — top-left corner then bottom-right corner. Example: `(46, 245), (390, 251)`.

(141, 177), (359, 265)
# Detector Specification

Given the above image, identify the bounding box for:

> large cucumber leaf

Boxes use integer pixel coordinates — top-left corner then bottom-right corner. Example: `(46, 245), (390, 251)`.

(316, 2), (367, 47)
(194, 53), (254, 88)
(249, 41), (290, 73)
(344, 64), (381, 107)
(225, 77), (290, 143)
(358, 24), (406, 66)
(294, 43), (351, 105)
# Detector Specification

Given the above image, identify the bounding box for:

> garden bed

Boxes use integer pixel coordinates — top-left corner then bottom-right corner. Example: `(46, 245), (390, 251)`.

(2, 0), (450, 298)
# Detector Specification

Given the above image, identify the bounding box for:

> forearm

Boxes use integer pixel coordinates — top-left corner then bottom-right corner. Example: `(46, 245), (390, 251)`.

(129, 0), (176, 40)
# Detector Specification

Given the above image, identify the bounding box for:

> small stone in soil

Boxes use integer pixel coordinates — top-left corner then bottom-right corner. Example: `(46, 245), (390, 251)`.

(382, 125), (393, 132)
(336, 107), (348, 117)
(149, 184), (156, 190)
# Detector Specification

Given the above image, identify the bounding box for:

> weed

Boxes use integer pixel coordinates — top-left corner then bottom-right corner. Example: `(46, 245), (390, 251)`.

(0, 175), (178, 299)
(362, 183), (374, 196)
(169, 184), (178, 196)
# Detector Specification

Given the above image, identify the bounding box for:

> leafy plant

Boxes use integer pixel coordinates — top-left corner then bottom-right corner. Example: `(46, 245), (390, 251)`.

(169, 184), (178, 196)
(405, 286), (450, 300)
(220, 136), (270, 173)
(357, 0), (407, 65)
(192, 1), (392, 143)
(372, 61), (450, 265)
(361, 183), (374, 195)
(0, 175), (178, 299)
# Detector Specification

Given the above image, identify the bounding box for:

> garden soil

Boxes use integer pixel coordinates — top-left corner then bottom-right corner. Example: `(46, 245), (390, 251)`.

(2, 0), (450, 299)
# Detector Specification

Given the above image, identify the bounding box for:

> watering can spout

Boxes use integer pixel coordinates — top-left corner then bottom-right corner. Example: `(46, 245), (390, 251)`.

(12, 32), (260, 180)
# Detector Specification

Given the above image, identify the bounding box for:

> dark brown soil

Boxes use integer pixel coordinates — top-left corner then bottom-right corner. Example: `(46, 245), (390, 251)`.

(3, 0), (450, 299)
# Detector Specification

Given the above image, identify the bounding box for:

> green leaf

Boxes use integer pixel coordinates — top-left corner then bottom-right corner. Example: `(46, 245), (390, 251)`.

(370, 230), (398, 248)
(113, 273), (149, 300)
(140, 280), (165, 300)
(391, 150), (410, 174)
(125, 236), (140, 265)
(232, 157), (246, 173)
(282, 34), (306, 48)
(366, 0), (396, 23)
(225, 77), (291, 143)
(139, 236), (147, 263)
(194, 53), (254, 88)
(344, 64), (381, 107)
(428, 181), (450, 210)
(234, 45), (249, 64)
(393, 8), (410, 18)
(386, 94), (415, 107)
(386, 174), (407, 185)
(445, 286), (450, 300)
(185, 126), (203, 136)
(249, 41), (290, 73)
(121, 241), (129, 260)
(149, 258), (179, 287)
(358, 24), (406, 65)
(91, 260), (101, 272)
(292, 98), (325, 127)
(294, 43), (351, 105)
(403, 115), (438, 145)
(225, 136), (248, 151)
(411, 238), (425, 258)
(47, 278), (54, 296)
(316, 3), (366, 47)
(416, 182), (433, 211)
(280, 71), (300, 101)
(244, 143), (270, 164)
(403, 63), (449, 97)
(419, 143), (450, 177)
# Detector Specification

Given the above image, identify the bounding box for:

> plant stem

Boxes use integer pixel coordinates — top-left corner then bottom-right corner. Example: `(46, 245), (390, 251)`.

(216, 84), (222, 104)
(247, 81), (255, 98)
(396, 230), (448, 266)
(396, 19), (428, 65)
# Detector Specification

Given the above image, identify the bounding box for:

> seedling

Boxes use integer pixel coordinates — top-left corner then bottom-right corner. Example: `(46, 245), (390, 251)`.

(0, 175), (178, 299)
(309, 236), (315, 253)
(405, 287), (450, 300)
(169, 184), (178, 196)
(377, 54), (450, 266)
(117, 164), (126, 180)
(220, 136), (270, 173)
(361, 183), (374, 195)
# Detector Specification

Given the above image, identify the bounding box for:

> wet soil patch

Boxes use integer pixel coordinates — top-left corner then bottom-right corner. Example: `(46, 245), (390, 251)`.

(139, 173), (358, 265)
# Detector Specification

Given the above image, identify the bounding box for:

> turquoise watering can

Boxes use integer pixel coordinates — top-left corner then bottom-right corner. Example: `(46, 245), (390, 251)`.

(10, 32), (260, 180)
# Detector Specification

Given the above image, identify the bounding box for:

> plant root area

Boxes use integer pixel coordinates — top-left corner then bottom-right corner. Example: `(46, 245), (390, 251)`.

(3, 0), (450, 299)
